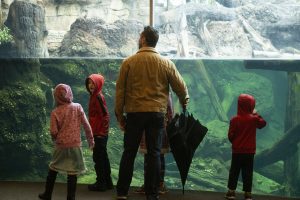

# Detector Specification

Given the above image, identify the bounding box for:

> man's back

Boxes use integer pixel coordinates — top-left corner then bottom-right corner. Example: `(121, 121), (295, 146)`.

(116, 47), (188, 114)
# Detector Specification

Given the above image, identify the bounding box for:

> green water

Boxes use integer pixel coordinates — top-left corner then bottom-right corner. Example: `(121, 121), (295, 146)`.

(0, 58), (299, 198)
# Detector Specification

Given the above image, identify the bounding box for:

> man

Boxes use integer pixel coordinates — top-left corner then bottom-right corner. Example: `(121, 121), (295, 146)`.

(115, 26), (189, 200)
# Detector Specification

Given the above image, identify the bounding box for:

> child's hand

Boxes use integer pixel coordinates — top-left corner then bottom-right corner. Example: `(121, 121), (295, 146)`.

(253, 109), (257, 114)
(89, 144), (94, 151)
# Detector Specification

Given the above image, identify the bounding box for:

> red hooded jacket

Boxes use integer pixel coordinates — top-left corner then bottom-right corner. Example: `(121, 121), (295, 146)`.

(228, 94), (266, 154)
(85, 74), (110, 137)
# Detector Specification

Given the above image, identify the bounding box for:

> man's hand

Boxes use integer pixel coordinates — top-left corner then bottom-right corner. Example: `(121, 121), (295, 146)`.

(182, 98), (189, 110)
(118, 116), (126, 131)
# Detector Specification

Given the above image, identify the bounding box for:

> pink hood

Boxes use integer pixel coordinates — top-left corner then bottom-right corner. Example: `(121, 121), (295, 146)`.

(54, 84), (73, 106)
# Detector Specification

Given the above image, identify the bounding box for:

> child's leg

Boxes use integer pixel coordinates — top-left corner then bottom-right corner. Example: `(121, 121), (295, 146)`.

(102, 136), (113, 189)
(91, 137), (101, 183)
(227, 153), (241, 190)
(241, 154), (254, 195)
(89, 136), (110, 191)
(67, 174), (77, 200)
(38, 169), (57, 200)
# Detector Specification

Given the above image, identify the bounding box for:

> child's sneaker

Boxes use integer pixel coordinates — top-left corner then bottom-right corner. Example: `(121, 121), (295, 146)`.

(244, 192), (253, 200)
(159, 182), (169, 194)
(134, 185), (145, 194)
(116, 195), (127, 200)
(224, 190), (236, 200)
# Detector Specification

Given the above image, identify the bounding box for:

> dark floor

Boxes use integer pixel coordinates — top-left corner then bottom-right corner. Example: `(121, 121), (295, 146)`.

(0, 181), (297, 200)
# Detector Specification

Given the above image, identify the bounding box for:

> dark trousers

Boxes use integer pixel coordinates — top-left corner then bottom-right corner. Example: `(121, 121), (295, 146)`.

(93, 136), (112, 185)
(227, 153), (254, 192)
(117, 112), (164, 198)
(144, 154), (165, 183)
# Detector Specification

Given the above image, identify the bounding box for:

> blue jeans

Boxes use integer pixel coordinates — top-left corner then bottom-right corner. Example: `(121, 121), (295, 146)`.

(116, 112), (164, 198)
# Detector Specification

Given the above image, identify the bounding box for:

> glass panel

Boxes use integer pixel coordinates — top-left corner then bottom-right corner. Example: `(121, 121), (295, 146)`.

(154, 0), (300, 59)
(1, 58), (300, 199)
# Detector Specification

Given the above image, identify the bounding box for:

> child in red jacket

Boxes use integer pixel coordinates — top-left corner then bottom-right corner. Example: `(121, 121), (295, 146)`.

(85, 74), (113, 191)
(225, 94), (266, 200)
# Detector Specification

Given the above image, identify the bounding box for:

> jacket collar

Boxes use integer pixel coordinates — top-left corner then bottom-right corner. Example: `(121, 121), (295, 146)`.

(137, 47), (159, 54)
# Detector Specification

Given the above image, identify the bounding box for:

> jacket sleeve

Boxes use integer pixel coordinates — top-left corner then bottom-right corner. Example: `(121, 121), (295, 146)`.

(50, 111), (58, 141)
(228, 118), (236, 143)
(115, 60), (129, 123)
(80, 105), (94, 148)
(101, 96), (110, 133)
(254, 113), (267, 129)
(167, 62), (189, 105)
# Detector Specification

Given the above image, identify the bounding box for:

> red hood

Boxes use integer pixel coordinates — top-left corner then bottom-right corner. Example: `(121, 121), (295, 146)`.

(237, 94), (255, 115)
(85, 74), (104, 96)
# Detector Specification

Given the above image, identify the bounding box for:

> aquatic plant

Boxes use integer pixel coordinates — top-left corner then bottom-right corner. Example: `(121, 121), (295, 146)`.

(0, 26), (13, 45)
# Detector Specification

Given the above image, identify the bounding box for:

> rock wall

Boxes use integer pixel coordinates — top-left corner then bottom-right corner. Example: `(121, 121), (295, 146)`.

(1, 0), (300, 58)
(4, 0), (48, 57)
(1, 0), (149, 55)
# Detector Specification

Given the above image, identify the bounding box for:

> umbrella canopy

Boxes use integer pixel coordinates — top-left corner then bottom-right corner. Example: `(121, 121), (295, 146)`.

(167, 110), (208, 194)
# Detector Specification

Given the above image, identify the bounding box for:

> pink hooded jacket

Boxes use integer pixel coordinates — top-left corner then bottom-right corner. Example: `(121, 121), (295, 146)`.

(50, 84), (94, 148)
(228, 94), (267, 154)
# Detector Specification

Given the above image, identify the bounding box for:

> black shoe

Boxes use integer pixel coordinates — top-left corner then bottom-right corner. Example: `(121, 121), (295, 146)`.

(146, 195), (159, 200)
(88, 182), (107, 192)
(224, 190), (236, 200)
(106, 183), (114, 190)
(106, 178), (114, 190)
(38, 193), (51, 200)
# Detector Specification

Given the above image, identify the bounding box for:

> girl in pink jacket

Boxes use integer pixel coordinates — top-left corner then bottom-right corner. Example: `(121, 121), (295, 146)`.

(39, 84), (94, 200)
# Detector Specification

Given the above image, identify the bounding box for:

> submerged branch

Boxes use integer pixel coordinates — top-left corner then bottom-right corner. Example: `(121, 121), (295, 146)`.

(255, 123), (300, 169)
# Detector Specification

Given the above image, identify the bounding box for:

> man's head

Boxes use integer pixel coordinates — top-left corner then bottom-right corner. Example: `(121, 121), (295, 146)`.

(139, 26), (159, 48)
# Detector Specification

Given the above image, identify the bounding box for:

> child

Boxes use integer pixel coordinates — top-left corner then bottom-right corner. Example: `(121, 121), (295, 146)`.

(39, 84), (94, 200)
(134, 94), (173, 195)
(85, 73), (113, 191)
(225, 94), (267, 200)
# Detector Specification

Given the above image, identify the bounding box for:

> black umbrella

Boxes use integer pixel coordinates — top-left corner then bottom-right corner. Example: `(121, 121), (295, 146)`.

(167, 110), (208, 194)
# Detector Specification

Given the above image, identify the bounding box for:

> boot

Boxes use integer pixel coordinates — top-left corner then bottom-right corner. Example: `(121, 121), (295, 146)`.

(67, 175), (77, 200)
(88, 181), (106, 191)
(88, 166), (106, 191)
(38, 169), (57, 200)
(106, 176), (114, 190)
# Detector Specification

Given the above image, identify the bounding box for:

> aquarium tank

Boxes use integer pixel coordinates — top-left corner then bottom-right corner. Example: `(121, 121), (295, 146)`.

(0, 0), (300, 198)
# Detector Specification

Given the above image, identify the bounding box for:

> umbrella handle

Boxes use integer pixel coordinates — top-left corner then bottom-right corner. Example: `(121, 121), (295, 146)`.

(182, 106), (187, 114)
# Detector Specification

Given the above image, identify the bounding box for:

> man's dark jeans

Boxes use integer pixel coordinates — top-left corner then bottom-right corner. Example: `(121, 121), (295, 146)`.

(117, 112), (164, 199)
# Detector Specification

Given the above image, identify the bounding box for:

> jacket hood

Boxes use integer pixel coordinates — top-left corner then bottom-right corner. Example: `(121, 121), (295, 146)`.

(54, 84), (73, 106)
(85, 74), (104, 95)
(237, 94), (255, 115)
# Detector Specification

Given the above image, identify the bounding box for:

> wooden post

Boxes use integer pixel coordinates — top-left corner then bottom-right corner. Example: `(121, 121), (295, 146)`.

(150, 0), (154, 26)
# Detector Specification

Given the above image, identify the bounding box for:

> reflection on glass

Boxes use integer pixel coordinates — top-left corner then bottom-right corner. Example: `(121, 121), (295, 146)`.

(154, 0), (300, 58)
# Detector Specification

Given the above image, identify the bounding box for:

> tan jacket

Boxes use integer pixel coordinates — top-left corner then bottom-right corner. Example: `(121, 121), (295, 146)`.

(115, 47), (189, 122)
